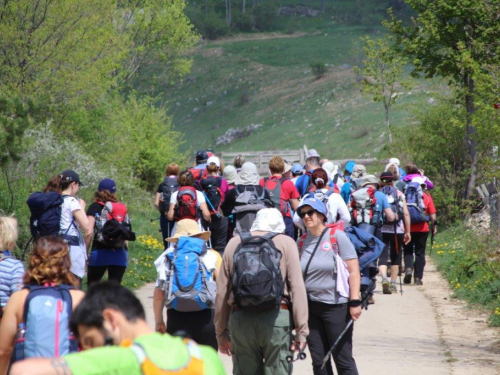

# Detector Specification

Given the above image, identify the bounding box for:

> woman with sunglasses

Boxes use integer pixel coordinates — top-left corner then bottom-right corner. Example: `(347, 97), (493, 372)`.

(296, 197), (361, 375)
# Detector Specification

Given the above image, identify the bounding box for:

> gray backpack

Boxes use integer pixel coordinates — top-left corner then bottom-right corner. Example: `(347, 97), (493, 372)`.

(232, 186), (272, 234)
(232, 232), (284, 311)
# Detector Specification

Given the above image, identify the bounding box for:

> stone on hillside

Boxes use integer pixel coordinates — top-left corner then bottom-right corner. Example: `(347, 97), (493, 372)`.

(206, 101), (214, 106)
(428, 97), (436, 105)
(215, 124), (262, 146)
(278, 5), (319, 17)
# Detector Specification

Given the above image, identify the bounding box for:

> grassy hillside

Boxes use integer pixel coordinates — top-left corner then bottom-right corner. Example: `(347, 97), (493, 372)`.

(137, 12), (440, 159)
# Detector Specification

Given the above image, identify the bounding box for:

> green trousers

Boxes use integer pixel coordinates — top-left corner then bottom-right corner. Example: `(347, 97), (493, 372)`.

(229, 308), (292, 375)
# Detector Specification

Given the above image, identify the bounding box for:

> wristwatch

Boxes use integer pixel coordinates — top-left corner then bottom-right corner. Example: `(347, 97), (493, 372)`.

(348, 299), (362, 307)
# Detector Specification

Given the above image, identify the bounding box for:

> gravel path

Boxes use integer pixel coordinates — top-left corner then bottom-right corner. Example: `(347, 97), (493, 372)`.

(135, 259), (500, 374)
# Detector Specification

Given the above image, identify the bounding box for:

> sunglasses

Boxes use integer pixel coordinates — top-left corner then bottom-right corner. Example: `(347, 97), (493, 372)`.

(298, 209), (317, 219)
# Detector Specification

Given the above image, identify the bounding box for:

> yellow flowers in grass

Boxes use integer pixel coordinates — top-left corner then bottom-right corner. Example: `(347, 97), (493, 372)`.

(495, 307), (500, 316)
(136, 234), (163, 251)
(455, 283), (461, 289)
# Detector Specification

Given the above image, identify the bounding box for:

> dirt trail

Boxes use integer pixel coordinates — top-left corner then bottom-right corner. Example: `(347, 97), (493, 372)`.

(135, 259), (500, 374)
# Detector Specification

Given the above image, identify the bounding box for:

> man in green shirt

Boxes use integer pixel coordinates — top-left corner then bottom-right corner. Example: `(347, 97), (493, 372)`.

(11, 282), (225, 375)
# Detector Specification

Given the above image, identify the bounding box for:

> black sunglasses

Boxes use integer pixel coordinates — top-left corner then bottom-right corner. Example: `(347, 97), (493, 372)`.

(298, 209), (317, 219)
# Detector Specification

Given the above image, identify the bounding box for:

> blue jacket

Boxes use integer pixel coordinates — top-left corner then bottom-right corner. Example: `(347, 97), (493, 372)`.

(344, 226), (384, 270)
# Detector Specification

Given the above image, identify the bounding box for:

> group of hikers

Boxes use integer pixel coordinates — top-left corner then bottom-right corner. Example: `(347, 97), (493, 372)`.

(0, 149), (437, 374)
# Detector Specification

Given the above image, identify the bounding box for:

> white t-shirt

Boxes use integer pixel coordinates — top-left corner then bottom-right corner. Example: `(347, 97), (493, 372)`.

(170, 190), (206, 207)
(60, 196), (82, 236)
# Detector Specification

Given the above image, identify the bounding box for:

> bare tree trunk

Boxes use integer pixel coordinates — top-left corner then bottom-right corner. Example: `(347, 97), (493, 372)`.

(242, 0), (246, 13)
(320, 0), (325, 13)
(205, 0), (209, 16)
(225, 0), (231, 28)
(464, 73), (478, 200)
(252, 0), (257, 10)
(385, 103), (392, 144)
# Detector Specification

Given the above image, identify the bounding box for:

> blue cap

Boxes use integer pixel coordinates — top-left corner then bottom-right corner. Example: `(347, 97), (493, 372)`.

(291, 163), (303, 174)
(98, 178), (116, 194)
(344, 160), (356, 174)
(297, 197), (328, 218)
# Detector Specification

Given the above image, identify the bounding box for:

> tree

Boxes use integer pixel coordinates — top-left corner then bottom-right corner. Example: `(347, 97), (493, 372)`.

(355, 35), (412, 144)
(225, 0), (232, 28)
(387, 0), (500, 199)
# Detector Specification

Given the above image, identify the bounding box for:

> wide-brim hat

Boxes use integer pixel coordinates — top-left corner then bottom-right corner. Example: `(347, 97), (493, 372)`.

(166, 219), (211, 243)
(361, 174), (380, 187)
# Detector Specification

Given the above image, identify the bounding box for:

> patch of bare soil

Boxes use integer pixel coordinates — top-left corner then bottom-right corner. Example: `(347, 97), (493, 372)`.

(208, 31), (309, 45)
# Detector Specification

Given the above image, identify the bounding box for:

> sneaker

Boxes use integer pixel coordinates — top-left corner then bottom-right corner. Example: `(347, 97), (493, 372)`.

(382, 278), (391, 294)
(368, 296), (375, 305)
(414, 278), (423, 286)
(403, 268), (412, 284)
(389, 283), (398, 294)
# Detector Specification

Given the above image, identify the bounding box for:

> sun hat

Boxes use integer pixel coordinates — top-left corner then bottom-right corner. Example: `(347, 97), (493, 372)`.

(223, 165), (237, 184)
(61, 170), (83, 186)
(165, 219), (211, 243)
(207, 156), (220, 168)
(351, 164), (367, 179)
(196, 150), (208, 163)
(98, 178), (116, 193)
(250, 208), (286, 233)
(235, 162), (260, 185)
(297, 197), (328, 218)
(380, 171), (394, 182)
(361, 174), (380, 187)
(284, 162), (292, 174)
(307, 149), (320, 158)
(389, 157), (401, 166)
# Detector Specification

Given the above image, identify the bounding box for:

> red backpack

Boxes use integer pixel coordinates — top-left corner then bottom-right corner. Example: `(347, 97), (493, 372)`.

(95, 201), (135, 248)
(175, 186), (199, 221)
(189, 168), (207, 191)
(297, 222), (344, 253)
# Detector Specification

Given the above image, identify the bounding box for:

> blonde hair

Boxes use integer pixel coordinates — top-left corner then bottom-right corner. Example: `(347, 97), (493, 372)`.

(0, 216), (18, 251)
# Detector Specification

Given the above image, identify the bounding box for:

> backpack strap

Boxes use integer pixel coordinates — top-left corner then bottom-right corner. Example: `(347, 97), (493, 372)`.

(302, 227), (329, 282)
(297, 234), (307, 253)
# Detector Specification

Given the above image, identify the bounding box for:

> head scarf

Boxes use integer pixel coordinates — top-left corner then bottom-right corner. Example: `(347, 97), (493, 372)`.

(235, 162), (260, 185)
(250, 208), (286, 233)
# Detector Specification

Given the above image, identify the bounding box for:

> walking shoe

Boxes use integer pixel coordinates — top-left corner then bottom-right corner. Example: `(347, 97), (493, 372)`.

(414, 278), (423, 286)
(389, 283), (398, 294)
(367, 296), (375, 305)
(382, 278), (391, 294)
(403, 268), (412, 284)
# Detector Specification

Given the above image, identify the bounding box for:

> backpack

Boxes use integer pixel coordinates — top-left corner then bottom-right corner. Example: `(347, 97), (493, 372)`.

(380, 185), (403, 224)
(299, 172), (314, 197)
(189, 168), (207, 191)
(263, 176), (289, 216)
(159, 177), (180, 216)
(125, 338), (204, 375)
(232, 232), (284, 311)
(95, 202), (136, 248)
(12, 284), (78, 362)
(175, 186), (199, 221)
(405, 182), (429, 224)
(164, 237), (216, 312)
(350, 187), (381, 233)
(27, 193), (79, 245)
(231, 186), (272, 233)
(200, 176), (222, 215)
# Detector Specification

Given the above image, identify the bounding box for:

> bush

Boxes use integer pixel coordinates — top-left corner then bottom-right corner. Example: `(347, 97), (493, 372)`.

(253, 2), (279, 31)
(202, 12), (229, 40)
(232, 11), (253, 32)
(310, 62), (328, 79)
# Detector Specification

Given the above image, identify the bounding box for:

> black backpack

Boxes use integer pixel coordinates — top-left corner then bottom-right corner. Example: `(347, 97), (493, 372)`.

(159, 177), (180, 216)
(200, 176), (222, 215)
(380, 185), (403, 224)
(27, 192), (64, 239)
(232, 232), (284, 311)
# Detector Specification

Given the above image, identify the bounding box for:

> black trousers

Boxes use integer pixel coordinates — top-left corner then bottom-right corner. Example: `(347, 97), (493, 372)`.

(203, 215), (228, 254)
(379, 233), (404, 266)
(166, 308), (217, 350)
(403, 231), (429, 279)
(160, 215), (175, 249)
(87, 265), (127, 286)
(307, 301), (358, 375)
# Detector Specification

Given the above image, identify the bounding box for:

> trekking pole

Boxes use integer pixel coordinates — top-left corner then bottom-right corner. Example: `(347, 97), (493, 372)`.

(202, 192), (221, 219)
(320, 275), (377, 370)
(394, 232), (403, 296)
(429, 222), (435, 256)
(21, 237), (34, 261)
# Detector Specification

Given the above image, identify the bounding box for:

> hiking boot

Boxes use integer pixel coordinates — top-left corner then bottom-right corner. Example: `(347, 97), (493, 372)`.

(389, 283), (398, 294)
(382, 278), (391, 294)
(403, 268), (413, 284)
(414, 278), (423, 286)
(368, 296), (375, 305)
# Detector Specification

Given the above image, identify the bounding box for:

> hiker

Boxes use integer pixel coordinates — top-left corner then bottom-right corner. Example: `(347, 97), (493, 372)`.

(379, 172), (411, 294)
(294, 168), (350, 230)
(40, 170), (92, 288)
(403, 177), (437, 285)
(155, 163), (180, 248)
(199, 156), (228, 254)
(86, 179), (134, 286)
(166, 170), (211, 228)
(296, 198), (361, 375)
(233, 154), (245, 172)
(340, 161), (360, 204)
(323, 161), (344, 189)
(296, 149), (321, 196)
(221, 162), (273, 235)
(0, 216), (25, 320)
(215, 208), (309, 375)
(11, 282), (225, 375)
(0, 237), (84, 371)
(194, 150), (209, 171)
(223, 165), (237, 190)
(385, 163), (406, 192)
(402, 163), (434, 190)
(260, 156), (300, 239)
(290, 163), (304, 185)
(385, 157), (406, 179)
(153, 220), (220, 350)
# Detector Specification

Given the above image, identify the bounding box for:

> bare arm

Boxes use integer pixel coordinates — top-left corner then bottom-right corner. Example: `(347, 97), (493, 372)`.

(384, 207), (395, 223)
(10, 358), (72, 375)
(0, 293), (20, 375)
(200, 202), (211, 222)
(167, 203), (175, 221)
(401, 196), (411, 244)
(153, 287), (166, 333)
(345, 258), (362, 321)
(290, 198), (299, 212)
(85, 215), (95, 252)
(155, 192), (162, 212)
(73, 205), (91, 237)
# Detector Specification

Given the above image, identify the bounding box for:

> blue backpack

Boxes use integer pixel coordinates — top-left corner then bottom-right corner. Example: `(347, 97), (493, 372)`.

(405, 182), (429, 224)
(13, 285), (78, 362)
(164, 237), (216, 312)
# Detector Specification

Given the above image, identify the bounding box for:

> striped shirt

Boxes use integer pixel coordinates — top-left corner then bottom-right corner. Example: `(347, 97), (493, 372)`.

(0, 254), (25, 307)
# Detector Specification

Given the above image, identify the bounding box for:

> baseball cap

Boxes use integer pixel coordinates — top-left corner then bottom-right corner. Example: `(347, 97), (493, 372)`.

(98, 178), (116, 193)
(196, 150), (208, 163)
(291, 163), (303, 174)
(297, 197), (328, 218)
(380, 171), (394, 182)
(60, 170), (82, 186)
(207, 156), (220, 168)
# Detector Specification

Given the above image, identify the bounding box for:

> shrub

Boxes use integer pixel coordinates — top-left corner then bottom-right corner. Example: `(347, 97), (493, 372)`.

(253, 2), (279, 31)
(232, 11), (253, 32)
(310, 62), (328, 79)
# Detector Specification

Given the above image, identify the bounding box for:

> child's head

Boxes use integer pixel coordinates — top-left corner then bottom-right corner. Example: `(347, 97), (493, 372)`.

(0, 216), (18, 251)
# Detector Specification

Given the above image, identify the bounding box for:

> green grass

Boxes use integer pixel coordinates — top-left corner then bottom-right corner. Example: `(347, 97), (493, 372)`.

(431, 225), (500, 327)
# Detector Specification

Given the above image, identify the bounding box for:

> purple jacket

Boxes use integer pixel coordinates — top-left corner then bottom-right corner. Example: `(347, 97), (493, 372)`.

(402, 174), (434, 190)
